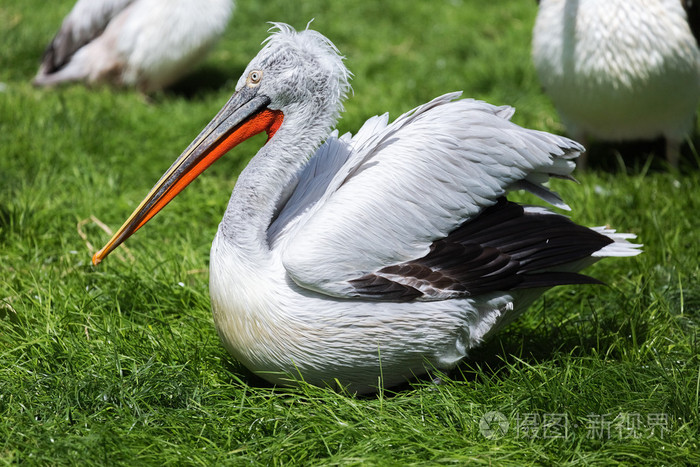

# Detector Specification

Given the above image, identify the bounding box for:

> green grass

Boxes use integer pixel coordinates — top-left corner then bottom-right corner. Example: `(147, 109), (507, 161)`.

(1, 0), (699, 464)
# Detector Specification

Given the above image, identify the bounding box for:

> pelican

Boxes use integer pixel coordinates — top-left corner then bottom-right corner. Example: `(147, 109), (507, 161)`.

(532, 0), (700, 167)
(93, 24), (641, 393)
(33, 0), (234, 93)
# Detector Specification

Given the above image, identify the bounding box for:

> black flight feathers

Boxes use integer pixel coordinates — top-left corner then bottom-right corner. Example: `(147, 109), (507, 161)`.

(348, 198), (612, 301)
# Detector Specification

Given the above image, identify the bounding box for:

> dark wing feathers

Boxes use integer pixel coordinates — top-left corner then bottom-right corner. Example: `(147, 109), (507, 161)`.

(348, 198), (612, 301)
(347, 273), (422, 301)
(41, 27), (99, 74)
(38, 0), (135, 75)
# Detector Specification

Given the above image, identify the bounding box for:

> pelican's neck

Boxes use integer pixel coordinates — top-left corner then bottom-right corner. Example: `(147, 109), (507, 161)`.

(217, 110), (331, 253)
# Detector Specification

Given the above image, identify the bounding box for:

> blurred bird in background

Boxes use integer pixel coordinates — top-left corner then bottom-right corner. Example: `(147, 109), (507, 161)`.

(33, 0), (234, 93)
(532, 0), (700, 168)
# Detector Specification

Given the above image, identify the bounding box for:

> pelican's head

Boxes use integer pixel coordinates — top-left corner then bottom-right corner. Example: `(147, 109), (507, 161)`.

(239, 23), (352, 130)
(91, 24), (351, 265)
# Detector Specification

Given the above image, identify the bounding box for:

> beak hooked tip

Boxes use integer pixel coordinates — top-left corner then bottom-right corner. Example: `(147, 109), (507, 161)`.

(92, 251), (103, 266)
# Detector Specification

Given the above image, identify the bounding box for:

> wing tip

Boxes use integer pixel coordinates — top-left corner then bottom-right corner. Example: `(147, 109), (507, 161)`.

(591, 228), (643, 257)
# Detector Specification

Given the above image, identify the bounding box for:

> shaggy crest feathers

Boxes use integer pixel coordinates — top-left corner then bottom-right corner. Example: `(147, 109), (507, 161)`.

(239, 23), (352, 129)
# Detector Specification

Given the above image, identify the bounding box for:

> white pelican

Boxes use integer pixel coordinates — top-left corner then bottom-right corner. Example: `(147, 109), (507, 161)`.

(93, 24), (641, 393)
(33, 0), (234, 93)
(532, 0), (700, 167)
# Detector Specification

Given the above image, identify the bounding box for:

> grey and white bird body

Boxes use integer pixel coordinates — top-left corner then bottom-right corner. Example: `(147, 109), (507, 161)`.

(94, 25), (641, 393)
(532, 0), (700, 166)
(34, 0), (234, 92)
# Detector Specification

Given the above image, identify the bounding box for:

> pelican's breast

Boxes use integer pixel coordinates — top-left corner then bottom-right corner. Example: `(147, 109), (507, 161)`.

(209, 231), (301, 376)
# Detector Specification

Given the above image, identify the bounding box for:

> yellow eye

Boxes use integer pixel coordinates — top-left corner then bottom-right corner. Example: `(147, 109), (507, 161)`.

(247, 70), (263, 86)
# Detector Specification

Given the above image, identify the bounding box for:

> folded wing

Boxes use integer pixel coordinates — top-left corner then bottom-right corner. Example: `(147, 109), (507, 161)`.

(272, 93), (616, 300)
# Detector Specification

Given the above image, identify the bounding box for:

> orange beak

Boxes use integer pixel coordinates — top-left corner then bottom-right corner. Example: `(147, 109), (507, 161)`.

(92, 88), (284, 265)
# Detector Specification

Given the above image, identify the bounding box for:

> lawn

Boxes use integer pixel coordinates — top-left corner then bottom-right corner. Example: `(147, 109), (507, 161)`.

(1, 0), (699, 465)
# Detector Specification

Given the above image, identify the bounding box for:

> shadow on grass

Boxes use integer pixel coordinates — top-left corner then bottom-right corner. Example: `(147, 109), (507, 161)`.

(454, 292), (657, 386)
(219, 355), (279, 390)
(163, 65), (237, 100)
(581, 135), (700, 173)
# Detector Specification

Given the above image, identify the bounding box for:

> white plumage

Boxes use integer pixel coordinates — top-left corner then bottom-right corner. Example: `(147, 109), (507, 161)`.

(34, 0), (234, 92)
(94, 24), (641, 393)
(532, 0), (700, 166)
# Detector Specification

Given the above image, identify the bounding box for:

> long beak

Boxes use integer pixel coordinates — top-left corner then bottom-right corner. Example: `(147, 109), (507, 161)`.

(92, 87), (284, 265)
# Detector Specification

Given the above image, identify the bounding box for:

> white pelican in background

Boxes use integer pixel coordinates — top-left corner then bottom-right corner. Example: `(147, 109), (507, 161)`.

(532, 0), (700, 168)
(93, 24), (641, 393)
(33, 0), (234, 93)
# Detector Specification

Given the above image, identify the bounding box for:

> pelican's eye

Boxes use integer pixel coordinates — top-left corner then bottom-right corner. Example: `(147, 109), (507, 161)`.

(247, 70), (263, 87)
